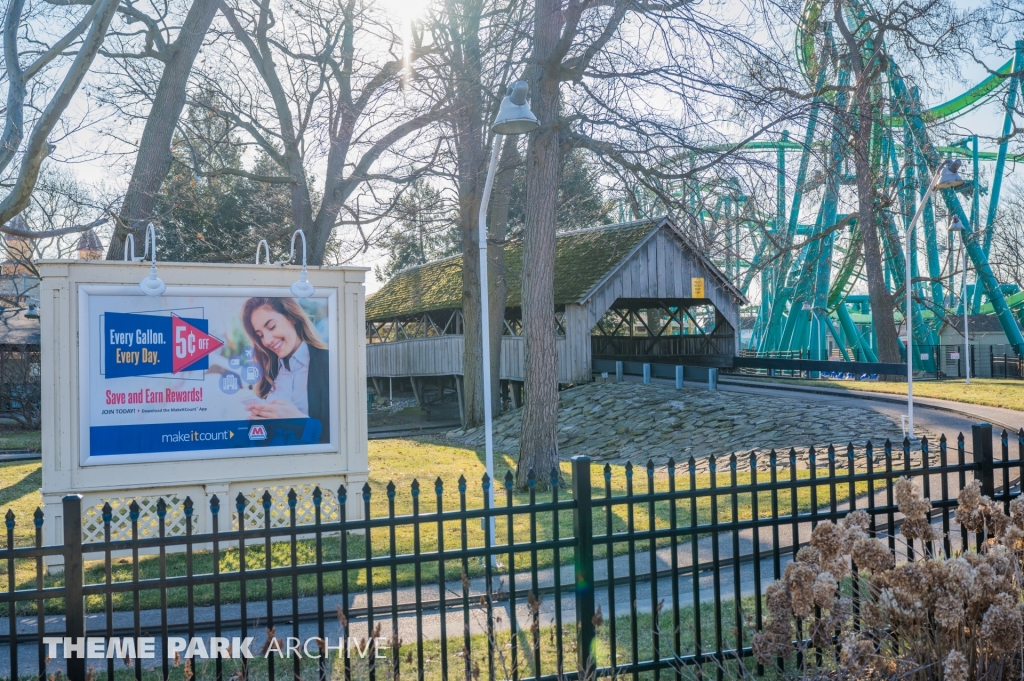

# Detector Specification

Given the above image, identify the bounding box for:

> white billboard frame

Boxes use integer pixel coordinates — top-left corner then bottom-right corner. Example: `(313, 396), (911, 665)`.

(76, 285), (340, 466)
(37, 260), (368, 565)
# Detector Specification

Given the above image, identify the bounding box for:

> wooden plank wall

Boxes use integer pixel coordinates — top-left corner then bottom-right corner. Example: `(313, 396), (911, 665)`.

(562, 305), (592, 382)
(366, 336), (464, 377)
(367, 335), (573, 383)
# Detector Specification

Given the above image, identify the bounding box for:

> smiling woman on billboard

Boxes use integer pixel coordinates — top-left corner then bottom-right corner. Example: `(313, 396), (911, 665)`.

(241, 297), (330, 445)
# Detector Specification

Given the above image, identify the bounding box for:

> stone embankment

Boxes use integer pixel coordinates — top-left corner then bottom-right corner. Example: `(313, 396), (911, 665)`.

(449, 382), (932, 472)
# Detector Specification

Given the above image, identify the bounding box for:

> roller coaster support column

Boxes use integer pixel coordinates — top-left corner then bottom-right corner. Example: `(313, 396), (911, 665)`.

(969, 135), (982, 313)
(752, 132), (790, 350)
(906, 98), (945, 314)
(836, 302), (878, 362)
(756, 69), (827, 354)
(892, 69), (1024, 355)
(982, 41), (1023, 261)
(967, 39), (1021, 313)
(824, 315), (851, 361)
(812, 66), (851, 361)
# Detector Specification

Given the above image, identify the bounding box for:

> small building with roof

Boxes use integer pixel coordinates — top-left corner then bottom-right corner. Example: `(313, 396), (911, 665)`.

(0, 306), (41, 428)
(1, 217), (35, 277)
(938, 314), (1018, 378)
(365, 217), (746, 408)
(77, 230), (104, 260)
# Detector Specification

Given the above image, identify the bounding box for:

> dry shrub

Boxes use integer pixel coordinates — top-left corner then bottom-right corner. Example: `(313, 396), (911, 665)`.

(752, 477), (1024, 681)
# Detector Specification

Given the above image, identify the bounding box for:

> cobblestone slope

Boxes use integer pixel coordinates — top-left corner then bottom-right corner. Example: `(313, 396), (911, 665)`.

(449, 382), (931, 471)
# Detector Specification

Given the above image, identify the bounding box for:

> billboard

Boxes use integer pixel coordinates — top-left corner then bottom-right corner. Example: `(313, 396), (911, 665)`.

(78, 286), (338, 465)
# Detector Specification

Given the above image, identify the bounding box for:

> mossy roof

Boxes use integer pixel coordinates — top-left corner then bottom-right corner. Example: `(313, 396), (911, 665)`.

(366, 219), (662, 321)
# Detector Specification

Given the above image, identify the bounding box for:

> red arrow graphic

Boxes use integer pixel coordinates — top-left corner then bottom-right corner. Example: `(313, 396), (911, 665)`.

(171, 315), (225, 373)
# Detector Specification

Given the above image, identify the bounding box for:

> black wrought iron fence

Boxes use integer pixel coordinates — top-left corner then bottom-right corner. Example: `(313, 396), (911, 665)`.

(990, 347), (1024, 379)
(932, 344), (976, 380)
(2, 424), (1023, 681)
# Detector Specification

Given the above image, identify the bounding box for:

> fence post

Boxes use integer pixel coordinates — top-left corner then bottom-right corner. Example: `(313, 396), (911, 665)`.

(643, 363), (651, 384)
(62, 495), (85, 681)
(615, 361), (623, 383)
(708, 367), (718, 391)
(571, 456), (595, 676)
(972, 423), (995, 497)
(675, 365), (684, 389)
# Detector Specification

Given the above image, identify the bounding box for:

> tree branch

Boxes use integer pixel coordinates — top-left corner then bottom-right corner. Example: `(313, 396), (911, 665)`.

(1, 214), (107, 238)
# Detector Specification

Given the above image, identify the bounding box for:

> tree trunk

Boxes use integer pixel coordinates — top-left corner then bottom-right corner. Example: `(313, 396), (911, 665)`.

(106, 0), (220, 260)
(851, 89), (902, 369)
(461, 206), (485, 427)
(487, 136), (520, 413)
(516, 0), (563, 489)
(445, 0), (488, 428)
(832, 1), (902, 374)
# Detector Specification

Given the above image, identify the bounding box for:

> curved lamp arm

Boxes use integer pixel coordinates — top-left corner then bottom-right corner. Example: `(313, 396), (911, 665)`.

(255, 239), (272, 265)
(138, 223), (166, 296)
(283, 230), (314, 298)
(123, 233), (137, 262)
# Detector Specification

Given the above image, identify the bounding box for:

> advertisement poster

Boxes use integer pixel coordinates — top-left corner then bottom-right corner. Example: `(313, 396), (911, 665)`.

(79, 286), (338, 465)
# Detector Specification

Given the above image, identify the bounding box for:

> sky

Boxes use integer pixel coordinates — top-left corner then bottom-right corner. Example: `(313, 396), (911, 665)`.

(40, 0), (1024, 297)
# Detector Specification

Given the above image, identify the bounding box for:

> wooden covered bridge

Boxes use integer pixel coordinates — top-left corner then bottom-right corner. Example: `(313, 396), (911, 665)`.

(365, 217), (746, 406)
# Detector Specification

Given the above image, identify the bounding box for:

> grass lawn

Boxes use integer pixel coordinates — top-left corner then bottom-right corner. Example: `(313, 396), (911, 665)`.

(734, 375), (1024, 414)
(0, 460), (42, 545)
(0, 429), (40, 452)
(0, 438), (863, 615)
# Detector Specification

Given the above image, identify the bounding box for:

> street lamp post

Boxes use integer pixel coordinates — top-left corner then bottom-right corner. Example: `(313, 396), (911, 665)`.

(949, 216), (970, 384)
(478, 81), (538, 544)
(904, 160), (964, 438)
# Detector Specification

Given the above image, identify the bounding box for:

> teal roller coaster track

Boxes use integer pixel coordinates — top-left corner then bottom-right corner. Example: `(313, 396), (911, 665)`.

(690, 1), (1024, 370)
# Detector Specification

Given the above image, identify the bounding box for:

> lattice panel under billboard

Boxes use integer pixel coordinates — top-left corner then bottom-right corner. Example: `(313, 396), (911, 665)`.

(233, 485), (342, 531)
(82, 495), (190, 544)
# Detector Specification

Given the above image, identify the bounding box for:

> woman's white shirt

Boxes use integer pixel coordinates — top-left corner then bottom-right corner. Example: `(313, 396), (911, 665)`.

(270, 341), (310, 416)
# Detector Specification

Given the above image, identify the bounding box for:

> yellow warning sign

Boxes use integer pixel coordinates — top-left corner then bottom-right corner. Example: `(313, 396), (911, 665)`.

(691, 277), (705, 298)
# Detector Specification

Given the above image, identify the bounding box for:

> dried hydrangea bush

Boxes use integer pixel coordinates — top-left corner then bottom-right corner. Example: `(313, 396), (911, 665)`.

(751, 477), (1024, 681)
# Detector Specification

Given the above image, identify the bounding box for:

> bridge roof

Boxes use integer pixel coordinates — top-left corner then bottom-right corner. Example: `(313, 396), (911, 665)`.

(366, 217), (744, 321)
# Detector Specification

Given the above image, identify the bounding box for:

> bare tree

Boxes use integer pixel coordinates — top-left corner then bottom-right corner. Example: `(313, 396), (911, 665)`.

(990, 179), (1024, 291)
(419, 0), (528, 427)
(0, 0), (120, 234)
(515, 0), (778, 486)
(197, 0), (447, 265)
(1, 167), (103, 280)
(829, 0), (960, 366)
(100, 0), (221, 259)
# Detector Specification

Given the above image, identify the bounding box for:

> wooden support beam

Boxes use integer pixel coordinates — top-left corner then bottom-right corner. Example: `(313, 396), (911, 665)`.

(455, 375), (465, 425)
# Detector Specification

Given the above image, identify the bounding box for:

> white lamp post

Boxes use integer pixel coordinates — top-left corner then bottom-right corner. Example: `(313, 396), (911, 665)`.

(904, 160), (964, 438)
(948, 216), (970, 384)
(479, 81), (538, 537)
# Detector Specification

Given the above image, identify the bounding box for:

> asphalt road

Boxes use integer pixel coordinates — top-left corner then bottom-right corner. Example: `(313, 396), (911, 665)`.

(717, 378), (1024, 455)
